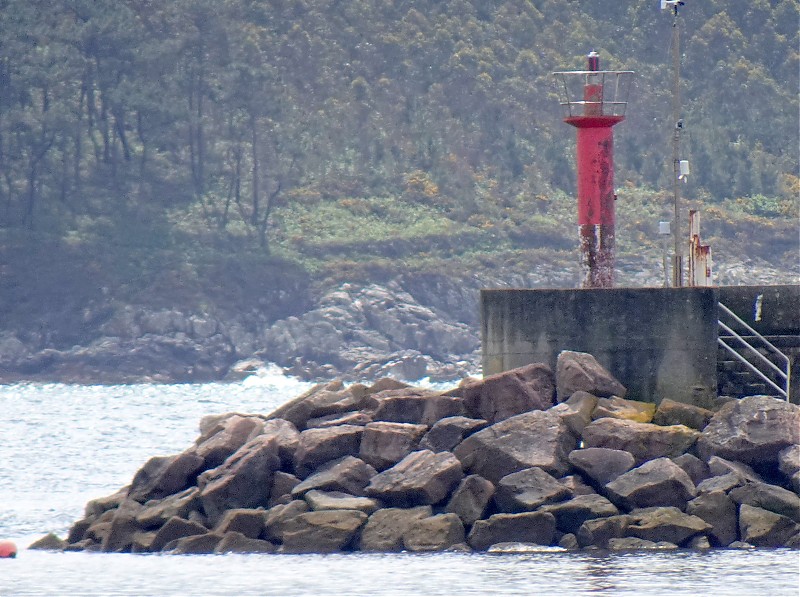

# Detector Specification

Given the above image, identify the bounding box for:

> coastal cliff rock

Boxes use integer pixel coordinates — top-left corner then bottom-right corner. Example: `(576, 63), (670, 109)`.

(36, 355), (800, 555)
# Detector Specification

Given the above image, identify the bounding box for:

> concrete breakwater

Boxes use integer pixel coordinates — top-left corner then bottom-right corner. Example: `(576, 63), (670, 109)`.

(31, 351), (800, 555)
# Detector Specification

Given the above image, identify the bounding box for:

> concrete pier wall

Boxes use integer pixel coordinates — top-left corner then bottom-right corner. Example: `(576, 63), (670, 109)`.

(481, 287), (719, 408)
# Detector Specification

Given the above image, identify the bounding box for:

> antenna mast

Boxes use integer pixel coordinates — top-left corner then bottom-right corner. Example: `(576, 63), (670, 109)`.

(663, 0), (685, 287)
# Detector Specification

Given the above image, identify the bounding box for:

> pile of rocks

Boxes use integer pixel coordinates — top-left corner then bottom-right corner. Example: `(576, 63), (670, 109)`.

(31, 351), (800, 554)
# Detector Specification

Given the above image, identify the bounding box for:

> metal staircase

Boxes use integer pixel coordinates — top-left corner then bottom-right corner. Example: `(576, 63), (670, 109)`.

(717, 302), (791, 401)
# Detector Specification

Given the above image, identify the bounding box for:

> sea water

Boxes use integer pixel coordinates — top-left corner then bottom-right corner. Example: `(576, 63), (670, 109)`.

(1, 376), (798, 596)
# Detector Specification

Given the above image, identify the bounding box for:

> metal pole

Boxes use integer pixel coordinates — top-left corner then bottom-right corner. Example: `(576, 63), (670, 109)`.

(670, 3), (683, 287)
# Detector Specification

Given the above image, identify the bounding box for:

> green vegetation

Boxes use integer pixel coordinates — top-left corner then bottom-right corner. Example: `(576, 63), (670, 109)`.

(0, 0), (797, 318)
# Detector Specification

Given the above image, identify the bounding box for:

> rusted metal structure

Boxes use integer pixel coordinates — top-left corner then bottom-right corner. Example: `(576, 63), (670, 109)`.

(687, 209), (712, 287)
(553, 53), (633, 288)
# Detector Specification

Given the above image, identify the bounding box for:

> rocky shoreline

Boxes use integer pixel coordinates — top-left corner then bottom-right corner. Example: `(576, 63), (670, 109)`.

(30, 351), (800, 555)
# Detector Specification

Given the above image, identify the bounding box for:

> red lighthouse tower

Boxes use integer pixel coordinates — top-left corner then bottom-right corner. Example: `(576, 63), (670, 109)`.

(554, 53), (633, 288)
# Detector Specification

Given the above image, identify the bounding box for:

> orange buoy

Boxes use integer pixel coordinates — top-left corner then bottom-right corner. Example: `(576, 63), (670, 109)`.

(0, 540), (17, 558)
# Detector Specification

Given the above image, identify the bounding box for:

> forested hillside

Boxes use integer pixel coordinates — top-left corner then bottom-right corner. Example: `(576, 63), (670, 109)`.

(1, 0), (797, 314)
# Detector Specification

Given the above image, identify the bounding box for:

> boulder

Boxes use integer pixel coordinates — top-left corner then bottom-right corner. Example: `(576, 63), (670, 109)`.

(576, 515), (631, 548)
(550, 391), (598, 436)
(266, 381), (349, 430)
(558, 475), (597, 496)
(728, 482), (800, 522)
(194, 414), (264, 469)
(293, 425), (364, 477)
(670, 454), (711, 486)
(150, 516), (208, 552)
(556, 351), (626, 402)
(372, 389), (464, 425)
(607, 537), (678, 550)
(214, 531), (277, 554)
(213, 508), (266, 539)
(696, 473), (746, 495)
(280, 510), (368, 553)
(626, 506), (712, 545)
(494, 467), (572, 512)
(136, 488), (201, 529)
(581, 418), (699, 465)
(467, 512), (557, 551)
(605, 458), (697, 510)
(454, 410), (576, 483)
(358, 422), (428, 471)
(686, 491), (738, 546)
(653, 399), (713, 430)
(738, 504), (800, 548)
(592, 397), (656, 423)
(778, 445), (800, 492)
(167, 532), (221, 554)
(269, 471), (301, 506)
(459, 362), (556, 423)
(263, 500), (310, 543)
(303, 490), (382, 514)
(419, 416), (488, 453)
(568, 448), (636, 487)
(402, 513), (465, 552)
(102, 499), (144, 553)
(197, 435), (280, 524)
(364, 450), (463, 507)
(707, 455), (763, 483)
(697, 396), (800, 466)
(291, 456), (377, 498)
(28, 533), (66, 551)
(306, 411), (373, 429)
(445, 475), (495, 526)
(127, 452), (205, 503)
(131, 531), (157, 553)
(359, 506), (433, 551)
(84, 487), (128, 519)
(259, 419), (302, 469)
(538, 494), (619, 534)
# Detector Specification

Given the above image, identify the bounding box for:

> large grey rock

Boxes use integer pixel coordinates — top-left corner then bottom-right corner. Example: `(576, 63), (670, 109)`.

(454, 410), (576, 483)
(263, 500), (310, 543)
(538, 494), (619, 534)
(459, 363), (556, 423)
(697, 396), (800, 466)
(194, 414), (265, 469)
(372, 388), (464, 425)
(150, 516), (208, 552)
(215, 531), (277, 554)
(738, 504), (800, 547)
(607, 537), (678, 550)
(291, 456), (377, 498)
(494, 467), (572, 512)
(653, 399), (713, 430)
(280, 510), (368, 553)
(136, 488), (200, 529)
(445, 475), (495, 526)
(550, 391), (598, 436)
(166, 532), (221, 554)
(402, 513), (465, 552)
(364, 450), (463, 507)
(303, 490), (382, 515)
(197, 435), (280, 524)
(576, 515), (631, 548)
(707, 455), (763, 482)
(269, 471), (301, 506)
(778, 445), (800, 477)
(729, 482), (800, 522)
(293, 425), (364, 477)
(581, 418), (699, 465)
(695, 473), (746, 495)
(127, 452), (205, 503)
(670, 454), (711, 487)
(259, 419), (302, 469)
(358, 422), (427, 471)
(419, 416), (488, 453)
(568, 448), (636, 487)
(265, 381), (345, 430)
(626, 506), (712, 545)
(592, 396), (656, 423)
(101, 499), (143, 553)
(686, 491), (738, 546)
(358, 506), (433, 552)
(467, 512), (557, 551)
(213, 508), (266, 539)
(605, 458), (697, 510)
(556, 351), (626, 402)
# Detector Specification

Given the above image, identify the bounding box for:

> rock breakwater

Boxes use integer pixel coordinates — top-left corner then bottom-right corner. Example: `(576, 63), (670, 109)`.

(31, 351), (800, 555)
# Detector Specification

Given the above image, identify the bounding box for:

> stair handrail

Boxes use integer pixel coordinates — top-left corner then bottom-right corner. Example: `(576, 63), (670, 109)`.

(718, 301), (790, 401)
